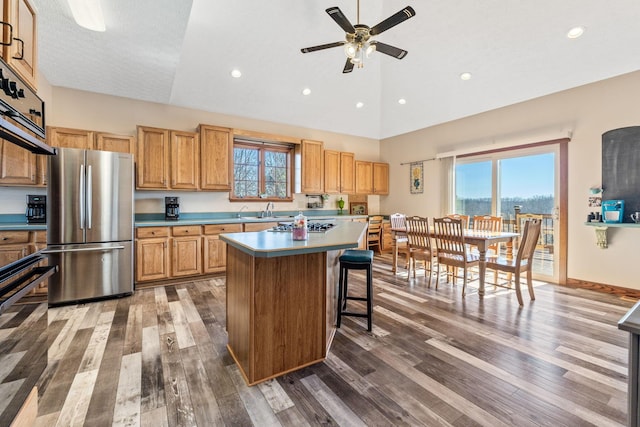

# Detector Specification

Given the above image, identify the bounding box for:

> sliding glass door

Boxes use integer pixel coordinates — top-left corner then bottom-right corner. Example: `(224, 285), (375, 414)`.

(454, 145), (559, 282)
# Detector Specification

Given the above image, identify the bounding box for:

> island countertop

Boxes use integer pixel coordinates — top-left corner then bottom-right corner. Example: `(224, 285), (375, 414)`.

(220, 221), (367, 258)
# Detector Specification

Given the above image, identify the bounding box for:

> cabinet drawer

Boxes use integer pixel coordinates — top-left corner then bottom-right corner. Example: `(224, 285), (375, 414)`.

(203, 223), (242, 235)
(136, 227), (169, 239)
(171, 225), (201, 236)
(0, 231), (30, 245)
(33, 231), (47, 243)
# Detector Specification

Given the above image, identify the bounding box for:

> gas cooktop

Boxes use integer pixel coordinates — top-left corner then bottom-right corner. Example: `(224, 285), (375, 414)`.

(269, 222), (336, 233)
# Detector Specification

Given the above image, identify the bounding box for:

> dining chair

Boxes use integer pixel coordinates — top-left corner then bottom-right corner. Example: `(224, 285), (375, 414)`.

(472, 215), (503, 283)
(390, 213), (410, 272)
(446, 214), (470, 229)
(405, 216), (435, 285)
(367, 215), (384, 254)
(443, 214), (470, 281)
(433, 217), (479, 296)
(485, 218), (542, 305)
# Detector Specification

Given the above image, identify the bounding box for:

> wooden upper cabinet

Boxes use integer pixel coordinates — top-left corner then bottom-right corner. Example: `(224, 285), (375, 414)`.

(323, 150), (340, 194)
(340, 152), (355, 194)
(372, 162), (389, 195)
(137, 126), (169, 189)
(47, 127), (94, 149)
(95, 133), (135, 154)
(199, 124), (232, 191)
(0, 138), (35, 185)
(4, 0), (37, 90)
(355, 160), (373, 194)
(323, 150), (355, 194)
(301, 139), (323, 194)
(170, 130), (199, 190)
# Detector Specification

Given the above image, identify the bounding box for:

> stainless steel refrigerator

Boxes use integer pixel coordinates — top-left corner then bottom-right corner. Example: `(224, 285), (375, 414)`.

(46, 147), (134, 305)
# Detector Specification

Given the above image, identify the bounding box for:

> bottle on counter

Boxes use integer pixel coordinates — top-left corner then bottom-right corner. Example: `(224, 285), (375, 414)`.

(292, 211), (308, 241)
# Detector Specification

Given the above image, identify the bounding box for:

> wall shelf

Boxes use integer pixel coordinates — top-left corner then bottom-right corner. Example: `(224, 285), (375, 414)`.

(584, 222), (640, 248)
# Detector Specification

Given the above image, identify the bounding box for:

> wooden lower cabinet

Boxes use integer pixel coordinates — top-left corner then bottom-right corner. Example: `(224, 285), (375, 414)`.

(203, 223), (242, 274)
(136, 223), (246, 283)
(171, 226), (202, 277)
(135, 227), (170, 283)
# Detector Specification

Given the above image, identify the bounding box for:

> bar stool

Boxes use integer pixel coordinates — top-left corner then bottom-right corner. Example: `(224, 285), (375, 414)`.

(336, 249), (374, 332)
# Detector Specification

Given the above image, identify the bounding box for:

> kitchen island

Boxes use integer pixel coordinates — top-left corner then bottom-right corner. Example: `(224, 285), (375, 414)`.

(220, 221), (367, 385)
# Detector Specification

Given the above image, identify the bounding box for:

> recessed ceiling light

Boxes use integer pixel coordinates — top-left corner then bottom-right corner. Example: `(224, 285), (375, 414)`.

(567, 26), (585, 39)
(460, 72), (472, 81)
(398, 98), (407, 105)
(231, 69), (242, 78)
(302, 88), (311, 96)
(356, 102), (364, 109)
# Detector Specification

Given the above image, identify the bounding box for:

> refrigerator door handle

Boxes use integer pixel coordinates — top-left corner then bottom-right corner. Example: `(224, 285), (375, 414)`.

(79, 163), (85, 229)
(87, 164), (92, 229)
(43, 245), (126, 254)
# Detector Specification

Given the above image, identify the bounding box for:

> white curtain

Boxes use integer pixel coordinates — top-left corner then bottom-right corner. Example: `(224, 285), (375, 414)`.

(439, 156), (455, 216)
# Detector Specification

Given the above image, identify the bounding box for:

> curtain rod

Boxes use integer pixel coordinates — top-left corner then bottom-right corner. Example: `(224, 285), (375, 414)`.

(400, 157), (437, 165)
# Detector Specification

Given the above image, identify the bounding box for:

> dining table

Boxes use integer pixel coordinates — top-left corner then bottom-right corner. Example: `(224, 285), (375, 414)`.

(391, 226), (520, 297)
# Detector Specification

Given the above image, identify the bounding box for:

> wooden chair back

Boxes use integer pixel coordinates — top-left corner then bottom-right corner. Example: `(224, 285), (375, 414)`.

(405, 216), (431, 252)
(434, 217), (466, 258)
(515, 212), (546, 250)
(446, 214), (470, 229)
(367, 215), (384, 253)
(516, 218), (542, 265)
(473, 215), (503, 254)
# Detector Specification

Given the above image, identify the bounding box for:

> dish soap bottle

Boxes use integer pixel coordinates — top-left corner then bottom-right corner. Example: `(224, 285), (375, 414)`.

(292, 211), (308, 241)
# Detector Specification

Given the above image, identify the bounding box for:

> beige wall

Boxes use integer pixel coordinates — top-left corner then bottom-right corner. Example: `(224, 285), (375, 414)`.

(380, 70), (640, 290)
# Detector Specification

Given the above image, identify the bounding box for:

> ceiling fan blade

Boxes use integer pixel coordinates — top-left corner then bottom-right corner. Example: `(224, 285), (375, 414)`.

(343, 58), (354, 74)
(370, 6), (416, 36)
(301, 41), (345, 54)
(372, 41), (408, 59)
(326, 7), (355, 34)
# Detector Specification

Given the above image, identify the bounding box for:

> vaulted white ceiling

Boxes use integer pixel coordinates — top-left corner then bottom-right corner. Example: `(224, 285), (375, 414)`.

(32, 0), (640, 139)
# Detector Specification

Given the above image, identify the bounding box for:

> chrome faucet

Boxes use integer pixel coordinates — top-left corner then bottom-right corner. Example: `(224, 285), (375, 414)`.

(263, 202), (274, 218)
(237, 205), (249, 218)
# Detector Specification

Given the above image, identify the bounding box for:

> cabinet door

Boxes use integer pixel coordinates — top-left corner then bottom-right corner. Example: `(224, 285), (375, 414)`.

(5, 0), (37, 90)
(355, 160), (373, 194)
(340, 152), (355, 194)
(199, 124), (232, 191)
(96, 133), (135, 154)
(0, 139), (36, 185)
(135, 237), (169, 282)
(372, 162), (389, 195)
(301, 139), (324, 193)
(171, 130), (199, 189)
(203, 234), (226, 273)
(171, 236), (202, 277)
(136, 126), (169, 189)
(47, 127), (94, 149)
(323, 150), (340, 194)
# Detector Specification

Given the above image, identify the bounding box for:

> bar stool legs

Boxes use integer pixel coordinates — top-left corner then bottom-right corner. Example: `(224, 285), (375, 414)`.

(336, 249), (374, 332)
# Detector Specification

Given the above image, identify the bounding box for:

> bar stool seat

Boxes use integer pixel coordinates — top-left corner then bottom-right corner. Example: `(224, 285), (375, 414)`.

(337, 249), (374, 332)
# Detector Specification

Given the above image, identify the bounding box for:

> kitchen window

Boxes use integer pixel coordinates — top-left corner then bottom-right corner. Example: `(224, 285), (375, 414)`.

(231, 140), (294, 202)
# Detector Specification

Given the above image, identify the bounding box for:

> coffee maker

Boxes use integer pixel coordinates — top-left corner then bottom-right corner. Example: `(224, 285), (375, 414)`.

(165, 197), (180, 220)
(26, 195), (46, 224)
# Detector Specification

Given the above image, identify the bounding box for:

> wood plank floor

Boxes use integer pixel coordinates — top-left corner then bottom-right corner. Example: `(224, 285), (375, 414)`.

(1, 254), (635, 426)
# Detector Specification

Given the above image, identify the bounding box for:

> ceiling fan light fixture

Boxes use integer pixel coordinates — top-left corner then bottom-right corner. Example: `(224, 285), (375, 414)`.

(365, 42), (376, 57)
(302, 88), (311, 96)
(344, 43), (357, 58)
(67, 0), (106, 32)
(230, 69), (242, 78)
(398, 98), (407, 105)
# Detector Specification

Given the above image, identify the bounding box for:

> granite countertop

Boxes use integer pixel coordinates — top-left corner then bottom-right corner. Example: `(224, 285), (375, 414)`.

(219, 221), (367, 258)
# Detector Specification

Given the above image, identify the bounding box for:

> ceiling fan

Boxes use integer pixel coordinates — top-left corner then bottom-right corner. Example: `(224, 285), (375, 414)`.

(301, 1), (416, 73)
